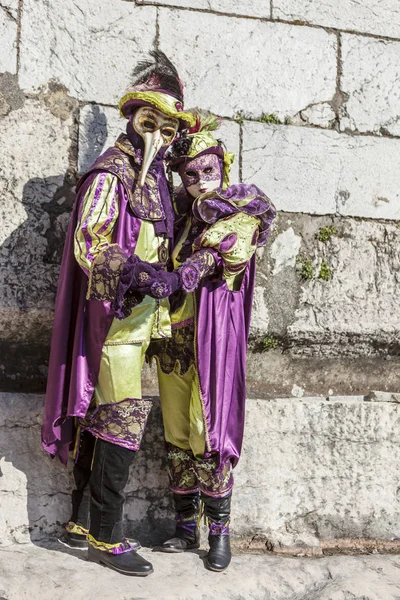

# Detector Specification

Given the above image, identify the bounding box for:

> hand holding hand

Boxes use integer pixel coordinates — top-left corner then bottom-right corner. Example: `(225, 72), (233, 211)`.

(133, 262), (181, 299)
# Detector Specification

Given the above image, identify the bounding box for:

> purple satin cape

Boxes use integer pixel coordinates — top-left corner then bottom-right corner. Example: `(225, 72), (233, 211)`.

(42, 175), (142, 464)
(196, 257), (256, 470)
(194, 183), (275, 470)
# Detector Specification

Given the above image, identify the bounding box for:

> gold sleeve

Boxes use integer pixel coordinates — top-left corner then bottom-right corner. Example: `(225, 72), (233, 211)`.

(74, 172), (120, 273)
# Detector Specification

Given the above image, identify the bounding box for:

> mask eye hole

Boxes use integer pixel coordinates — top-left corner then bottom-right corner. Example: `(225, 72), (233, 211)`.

(185, 170), (197, 178)
(161, 128), (176, 140)
(203, 167), (213, 174)
(143, 120), (156, 131)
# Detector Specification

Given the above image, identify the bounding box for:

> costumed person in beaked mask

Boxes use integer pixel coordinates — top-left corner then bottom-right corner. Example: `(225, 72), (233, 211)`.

(137, 113), (276, 571)
(41, 51), (195, 577)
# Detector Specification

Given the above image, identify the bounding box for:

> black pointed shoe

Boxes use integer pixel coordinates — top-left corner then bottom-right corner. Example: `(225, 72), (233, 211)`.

(88, 540), (153, 577)
(203, 493), (232, 572)
(161, 492), (200, 553)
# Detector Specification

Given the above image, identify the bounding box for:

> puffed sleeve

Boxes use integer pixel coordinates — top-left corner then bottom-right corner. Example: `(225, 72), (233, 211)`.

(74, 172), (131, 302)
(193, 212), (260, 289)
(74, 172), (120, 273)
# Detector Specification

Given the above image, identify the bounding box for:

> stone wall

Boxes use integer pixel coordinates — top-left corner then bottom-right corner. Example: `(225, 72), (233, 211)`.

(1, 0), (400, 548)
(1, 0), (400, 394)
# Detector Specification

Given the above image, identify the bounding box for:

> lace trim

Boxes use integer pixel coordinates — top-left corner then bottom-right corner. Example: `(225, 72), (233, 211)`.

(178, 249), (217, 293)
(147, 324), (195, 376)
(87, 244), (128, 302)
(112, 254), (144, 320)
(165, 443), (233, 497)
(80, 398), (152, 451)
(196, 457), (233, 497)
(166, 444), (199, 493)
(77, 136), (167, 221)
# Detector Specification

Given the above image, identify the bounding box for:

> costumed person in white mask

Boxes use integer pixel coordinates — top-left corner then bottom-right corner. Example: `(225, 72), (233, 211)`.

(42, 52), (195, 577)
(140, 113), (276, 571)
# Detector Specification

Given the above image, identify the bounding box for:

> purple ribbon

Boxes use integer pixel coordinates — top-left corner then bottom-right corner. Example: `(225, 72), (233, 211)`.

(209, 522), (230, 536)
(111, 539), (138, 555)
(176, 515), (197, 534)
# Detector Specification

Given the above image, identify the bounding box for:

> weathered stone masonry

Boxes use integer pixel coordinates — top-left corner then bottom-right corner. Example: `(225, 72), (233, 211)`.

(1, 0), (400, 550)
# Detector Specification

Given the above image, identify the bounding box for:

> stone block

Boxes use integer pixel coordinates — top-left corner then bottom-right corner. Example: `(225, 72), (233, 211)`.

(215, 119), (241, 183)
(235, 397), (400, 547)
(242, 122), (400, 219)
(0, 394), (72, 545)
(252, 212), (400, 362)
(159, 9), (337, 120)
(285, 217), (400, 357)
(341, 35), (400, 136)
(3, 547), (400, 600)
(250, 285), (270, 333)
(19, 0), (156, 104)
(0, 3), (18, 74)
(300, 102), (336, 128)
(1, 0), (18, 19)
(273, 0), (400, 40)
(2, 393), (400, 549)
(137, 0), (270, 17)
(0, 99), (72, 346)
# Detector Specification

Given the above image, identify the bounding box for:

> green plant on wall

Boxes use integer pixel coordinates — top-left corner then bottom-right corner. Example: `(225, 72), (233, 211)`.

(296, 254), (314, 281)
(319, 260), (332, 281)
(262, 335), (279, 351)
(316, 225), (337, 243)
(259, 113), (282, 125)
(234, 110), (246, 125)
(234, 111), (292, 126)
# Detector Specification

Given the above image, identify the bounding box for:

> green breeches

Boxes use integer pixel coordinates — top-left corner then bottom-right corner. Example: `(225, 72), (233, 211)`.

(156, 360), (233, 498)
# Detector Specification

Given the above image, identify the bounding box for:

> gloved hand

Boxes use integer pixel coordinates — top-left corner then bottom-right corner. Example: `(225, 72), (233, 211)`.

(133, 262), (181, 299)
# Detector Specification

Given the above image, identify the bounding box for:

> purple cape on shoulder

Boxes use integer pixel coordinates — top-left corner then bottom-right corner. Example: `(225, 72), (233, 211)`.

(194, 184), (276, 470)
(42, 136), (173, 464)
(41, 174), (138, 464)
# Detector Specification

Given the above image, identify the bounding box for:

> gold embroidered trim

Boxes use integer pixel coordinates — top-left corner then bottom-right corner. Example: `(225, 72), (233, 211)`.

(87, 534), (122, 552)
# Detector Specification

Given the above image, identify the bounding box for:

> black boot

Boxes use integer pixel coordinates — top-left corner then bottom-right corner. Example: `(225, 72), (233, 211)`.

(87, 439), (151, 576)
(64, 431), (95, 548)
(203, 493), (232, 572)
(161, 493), (200, 552)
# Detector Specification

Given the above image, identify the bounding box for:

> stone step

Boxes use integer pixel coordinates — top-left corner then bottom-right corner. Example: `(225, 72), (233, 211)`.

(1, 392), (400, 552)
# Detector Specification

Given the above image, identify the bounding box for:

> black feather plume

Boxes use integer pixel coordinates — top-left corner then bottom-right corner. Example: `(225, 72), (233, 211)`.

(165, 134), (192, 162)
(131, 50), (184, 103)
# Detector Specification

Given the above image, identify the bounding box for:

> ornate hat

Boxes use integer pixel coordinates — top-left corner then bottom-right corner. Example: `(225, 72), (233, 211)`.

(168, 111), (235, 189)
(119, 51), (195, 130)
